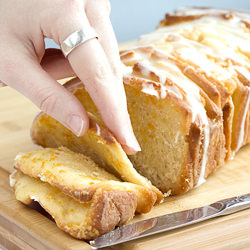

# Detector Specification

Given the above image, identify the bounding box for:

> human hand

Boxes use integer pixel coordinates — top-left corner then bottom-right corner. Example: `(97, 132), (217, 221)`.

(0, 0), (140, 154)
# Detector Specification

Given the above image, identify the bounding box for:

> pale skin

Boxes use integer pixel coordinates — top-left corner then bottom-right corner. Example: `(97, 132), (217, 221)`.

(0, 0), (141, 154)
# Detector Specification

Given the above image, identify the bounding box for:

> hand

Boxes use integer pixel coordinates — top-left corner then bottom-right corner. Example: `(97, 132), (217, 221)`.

(0, 0), (140, 154)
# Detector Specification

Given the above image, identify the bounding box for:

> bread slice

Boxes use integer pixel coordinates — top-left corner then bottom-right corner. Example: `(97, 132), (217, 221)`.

(155, 7), (250, 154)
(13, 147), (157, 213)
(10, 170), (137, 240)
(120, 45), (233, 160)
(32, 69), (225, 194)
(31, 112), (163, 202)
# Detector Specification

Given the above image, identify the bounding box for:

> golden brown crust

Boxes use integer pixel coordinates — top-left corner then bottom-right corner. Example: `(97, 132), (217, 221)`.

(231, 86), (250, 151)
(159, 13), (205, 27)
(14, 147), (157, 214)
(120, 46), (226, 193)
(159, 8), (250, 27)
(187, 120), (202, 188)
(11, 171), (137, 240)
(123, 77), (201, 194)
(73, 189), (137, 239)
(153, 8), (250, 158)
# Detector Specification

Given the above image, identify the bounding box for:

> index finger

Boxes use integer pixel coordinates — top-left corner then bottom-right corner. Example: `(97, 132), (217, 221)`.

(58, 14), (140, 154)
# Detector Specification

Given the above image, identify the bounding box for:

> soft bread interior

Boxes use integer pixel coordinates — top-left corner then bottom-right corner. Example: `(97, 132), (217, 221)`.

(31, 112), (163, 202)
(61, 72), (224, 194)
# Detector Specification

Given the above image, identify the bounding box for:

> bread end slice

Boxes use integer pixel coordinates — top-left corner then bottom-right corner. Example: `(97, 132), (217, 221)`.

(10, 170), (137, 240)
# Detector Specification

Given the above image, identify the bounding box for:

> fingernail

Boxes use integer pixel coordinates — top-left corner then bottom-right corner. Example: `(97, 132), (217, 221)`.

(67, 115), (84, 136)
(123, 127), (141, 152)
(126, 139), (141, 152)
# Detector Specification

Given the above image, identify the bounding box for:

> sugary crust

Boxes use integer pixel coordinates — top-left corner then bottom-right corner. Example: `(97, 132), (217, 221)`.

(14, 147), (157, 213)
(159, 13), (205, 27)
(11, 171), (137, 240)
(151, 8), (250, 157)
(32, 112), (115, 146)
(159, 7), (250, 27)
(120, 46), (226, 192)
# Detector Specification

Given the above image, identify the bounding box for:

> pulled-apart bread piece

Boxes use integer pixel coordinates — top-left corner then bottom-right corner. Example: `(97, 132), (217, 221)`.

(13, 147), (157, 213)
(154, 7), (250, 154)
(10, 170), (137, 240)
(123, 41), (235, 159)
(32, 73), (225, 195)
(31, 8), (250, 196)
(31, 112), (163, 202)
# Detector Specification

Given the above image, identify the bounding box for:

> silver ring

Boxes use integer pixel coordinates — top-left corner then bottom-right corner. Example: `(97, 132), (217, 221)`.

(60, 27), (99, 57)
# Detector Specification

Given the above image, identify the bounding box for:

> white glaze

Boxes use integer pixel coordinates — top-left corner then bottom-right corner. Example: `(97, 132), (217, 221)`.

(121, 63), (133, 76)
(236, 87), (250, 152)
(137, 61), (167, 84)
(14, 153), (24, 161)
(134, 60), (183, 99)
(174, 7), (250, 19)
(38, 173), (46, 182)
(30, 196), (39, 202)
(122, 10), (250, 186)
(123, 46), (210, 185)
(138, 14), (250, 69)
(96, 123), (101, 136)
(141, 83), (159, 99)
(9, 170), (18, 187)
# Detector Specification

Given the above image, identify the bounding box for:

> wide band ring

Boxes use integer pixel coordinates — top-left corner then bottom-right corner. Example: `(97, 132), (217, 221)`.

(60, 27), (99, 57)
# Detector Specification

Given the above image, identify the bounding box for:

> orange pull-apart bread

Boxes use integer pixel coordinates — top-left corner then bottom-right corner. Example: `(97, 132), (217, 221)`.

(10, 7), (250, 239)
(10, 147), (159, 239)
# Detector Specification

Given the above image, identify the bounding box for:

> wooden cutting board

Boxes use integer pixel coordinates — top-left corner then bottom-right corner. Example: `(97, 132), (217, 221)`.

(0, 86), (250, 250)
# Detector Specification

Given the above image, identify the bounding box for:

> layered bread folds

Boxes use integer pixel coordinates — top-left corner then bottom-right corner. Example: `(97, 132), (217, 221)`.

(31, 112), (163, 202)
(10, 147), (159, 239)
(31, 8), (250, 196)
(11, 171), (136, 240)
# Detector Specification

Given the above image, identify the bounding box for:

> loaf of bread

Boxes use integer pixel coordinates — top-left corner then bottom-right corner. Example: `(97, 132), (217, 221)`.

(31, 8), (250, 196)
(10, 147), (159, 239)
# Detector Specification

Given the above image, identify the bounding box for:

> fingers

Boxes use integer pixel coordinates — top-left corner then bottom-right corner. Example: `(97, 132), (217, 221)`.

(41, 49), (75, 80)
(54, 9), (140, 153)
(85, 0), (126, 113)
(67, 44), (140, 152)
(68, 39), (140, 154)
(1, 52), (89, 136)
(85, 1), (141, 154)
(85, 0), (122, 77)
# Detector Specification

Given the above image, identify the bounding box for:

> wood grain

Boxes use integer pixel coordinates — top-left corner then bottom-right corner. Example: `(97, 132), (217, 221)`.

(0, 86), (250, 250)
